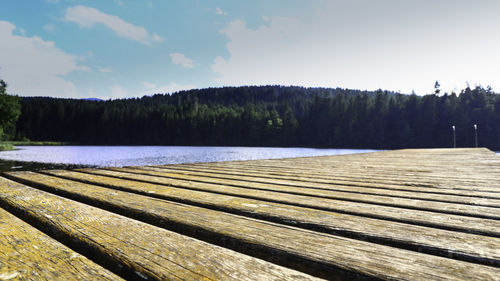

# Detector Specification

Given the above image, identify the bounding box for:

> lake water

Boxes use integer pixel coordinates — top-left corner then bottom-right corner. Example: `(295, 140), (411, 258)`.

(0, 146), (377, 168)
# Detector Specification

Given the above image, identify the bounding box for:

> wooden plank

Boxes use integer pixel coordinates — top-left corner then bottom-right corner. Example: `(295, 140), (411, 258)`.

(68, 168), (500, 237)
(123, 165), (500, 208)
(0, 176), (317, 281)
(0, 207), (122, 281)
(172, 149), (500, 187)
(225, 161), (500, 190)
(149, 164), (500, 199)
(182, 148), (500, 192)
(4, 172), (500, 281)
(39, 169), (500, 267)
(204, 149), (500, 192)
(185, 160), (500, 192)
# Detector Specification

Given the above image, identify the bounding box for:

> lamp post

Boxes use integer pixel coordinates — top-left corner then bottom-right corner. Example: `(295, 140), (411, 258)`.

(452, 125), (456, 148)
(474, 124), (478, 148)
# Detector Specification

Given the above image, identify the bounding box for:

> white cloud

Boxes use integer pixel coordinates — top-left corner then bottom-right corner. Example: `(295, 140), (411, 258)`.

(109, 85), (128, 99)
(99, 67), (112, 73)
(169, 53), (195, 68)
(85, 50), (94, 59)
(142, 81), (156, 89)
(142, 82), (196, 95)
(152, 33), (163, 43)
(212, 2), (500, 94)
(78, 65), (91, 72)
(64, 5), (163, 45)
(0, 21), (87, 97)
(216, 7), (227, 16)
(43, 23), (56, 32)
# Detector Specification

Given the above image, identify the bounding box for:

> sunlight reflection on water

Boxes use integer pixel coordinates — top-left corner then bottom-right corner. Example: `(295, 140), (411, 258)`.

(0, 146), (378, 167)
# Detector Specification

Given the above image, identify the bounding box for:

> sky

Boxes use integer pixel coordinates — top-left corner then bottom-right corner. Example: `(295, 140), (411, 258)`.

(1, 0), (500, 99)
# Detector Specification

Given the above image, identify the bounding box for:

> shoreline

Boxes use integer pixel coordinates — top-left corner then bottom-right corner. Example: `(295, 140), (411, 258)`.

(0, 141), (74, 152)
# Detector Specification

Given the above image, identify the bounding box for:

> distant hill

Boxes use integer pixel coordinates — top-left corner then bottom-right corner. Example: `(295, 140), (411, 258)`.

(82, 98), (103, 102)
(13, 85), (500, 150)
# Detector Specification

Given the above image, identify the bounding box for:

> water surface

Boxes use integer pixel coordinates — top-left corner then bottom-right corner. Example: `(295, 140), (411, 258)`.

(0, 146), (377, 168)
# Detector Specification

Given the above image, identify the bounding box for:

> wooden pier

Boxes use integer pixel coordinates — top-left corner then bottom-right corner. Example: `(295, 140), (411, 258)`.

(0, 148), (499, 280)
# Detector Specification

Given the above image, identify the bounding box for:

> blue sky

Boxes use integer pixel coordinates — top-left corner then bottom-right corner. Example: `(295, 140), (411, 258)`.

(1, 0), (500, 99)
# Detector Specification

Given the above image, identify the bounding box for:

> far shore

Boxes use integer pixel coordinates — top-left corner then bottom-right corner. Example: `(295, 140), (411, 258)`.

(0, 141), (75, 151)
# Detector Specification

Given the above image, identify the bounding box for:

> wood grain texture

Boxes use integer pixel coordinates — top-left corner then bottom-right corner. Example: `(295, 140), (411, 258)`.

(40, 169), (500, 267)
(148, 164), (500, 199)
(4, 171), (500, 281)
(70, 168), (500, 237)
(185, 148), (500, 193)
(0, 207), (121, 281)
(112, 166), (500, 213)
(135, 166), (500, 207)
(0, 176), (318, 281)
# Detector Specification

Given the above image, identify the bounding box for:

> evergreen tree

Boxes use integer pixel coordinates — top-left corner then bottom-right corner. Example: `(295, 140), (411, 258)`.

(0, 80), (21, 140)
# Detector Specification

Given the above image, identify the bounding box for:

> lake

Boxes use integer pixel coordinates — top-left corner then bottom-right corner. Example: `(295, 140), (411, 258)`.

(0, 146), (377, 170)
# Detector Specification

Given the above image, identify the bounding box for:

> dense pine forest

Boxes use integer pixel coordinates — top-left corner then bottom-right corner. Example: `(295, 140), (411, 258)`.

(12, 85), (500, 150)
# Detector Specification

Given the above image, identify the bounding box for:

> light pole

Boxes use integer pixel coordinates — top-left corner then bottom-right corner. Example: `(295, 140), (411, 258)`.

(474, 124), (478, 148)
(452, 125), (456, 148)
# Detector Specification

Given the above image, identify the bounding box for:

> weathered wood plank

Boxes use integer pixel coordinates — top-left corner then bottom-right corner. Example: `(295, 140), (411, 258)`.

(0, 176), (318, 281)
(168, 162), (500, 198)
(119, 165), (500, 208)
(223, 162), (500, 191)
(201, 148), (500, 192)
(0, 206), (122, 281)
(4, 172), (500, 281)
(149, 163), (500, 199)
(181, 148), (500, 192)
(185, 160), (500, 189)
(39, 169), (500, 267)
(68, 168), (500, 237)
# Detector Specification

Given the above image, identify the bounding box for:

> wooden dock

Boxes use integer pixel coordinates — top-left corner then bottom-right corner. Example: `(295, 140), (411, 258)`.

(0, 148), (499, 280)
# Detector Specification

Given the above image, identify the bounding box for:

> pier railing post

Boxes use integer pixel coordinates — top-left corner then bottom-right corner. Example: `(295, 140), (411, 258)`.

(452, 125), (456, 148)
(474, 124), (478, 148)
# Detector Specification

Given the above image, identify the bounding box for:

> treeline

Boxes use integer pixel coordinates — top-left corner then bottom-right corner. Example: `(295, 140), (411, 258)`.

(14, 85), (500, 150)
(0, 80), (21, 141)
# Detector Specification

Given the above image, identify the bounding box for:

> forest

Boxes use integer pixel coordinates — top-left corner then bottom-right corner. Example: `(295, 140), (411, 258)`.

(0, 80), (21, 142)
(7, 85), (500, 150)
